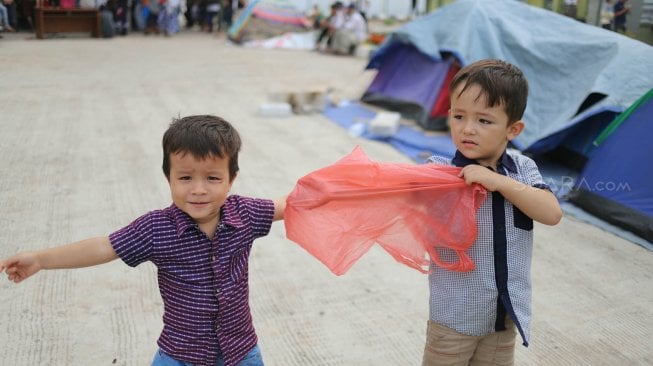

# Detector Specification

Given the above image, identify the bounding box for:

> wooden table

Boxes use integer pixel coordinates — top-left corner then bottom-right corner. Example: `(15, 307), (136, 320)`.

(35, 7), (101, 39)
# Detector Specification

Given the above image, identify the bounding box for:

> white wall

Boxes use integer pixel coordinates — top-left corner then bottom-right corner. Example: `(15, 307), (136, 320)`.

(288, 0), (428, 19)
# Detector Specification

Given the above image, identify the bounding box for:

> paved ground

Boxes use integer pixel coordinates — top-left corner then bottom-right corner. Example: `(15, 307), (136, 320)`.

(1, 31), (652, 366)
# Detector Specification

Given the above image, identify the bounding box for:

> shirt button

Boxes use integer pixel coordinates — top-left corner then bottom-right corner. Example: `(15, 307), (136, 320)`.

(212, 255), (216, 261)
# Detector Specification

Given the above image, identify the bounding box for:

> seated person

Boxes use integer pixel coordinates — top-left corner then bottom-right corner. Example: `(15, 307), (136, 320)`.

(331, 3), (366, 55)
(315, 1), (343, 51)
(307, 4), (323, 29)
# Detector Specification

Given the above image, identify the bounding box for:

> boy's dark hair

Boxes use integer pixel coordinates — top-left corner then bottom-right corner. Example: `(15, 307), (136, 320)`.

(162, 115), (241, 182)
(450, 59), (528, 125)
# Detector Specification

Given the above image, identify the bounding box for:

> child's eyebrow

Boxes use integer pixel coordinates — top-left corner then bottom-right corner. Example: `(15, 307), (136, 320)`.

(171, 167), (194, 173)
(451, 108), (500, 120)
(206, 170), (227, 175)
(477, 111), (499, 119)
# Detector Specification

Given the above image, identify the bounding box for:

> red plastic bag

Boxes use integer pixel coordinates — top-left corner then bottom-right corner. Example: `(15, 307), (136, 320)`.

(284, 146), (486, 275)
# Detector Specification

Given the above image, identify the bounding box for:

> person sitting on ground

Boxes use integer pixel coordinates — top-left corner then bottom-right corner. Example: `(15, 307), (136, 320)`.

(330, 3), (366, 56)
(307, 4), (323, 29)
(314, 1), (344, 51)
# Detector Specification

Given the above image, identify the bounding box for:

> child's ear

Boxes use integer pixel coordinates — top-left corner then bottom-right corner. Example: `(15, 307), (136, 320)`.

(507, 120), (525, 141)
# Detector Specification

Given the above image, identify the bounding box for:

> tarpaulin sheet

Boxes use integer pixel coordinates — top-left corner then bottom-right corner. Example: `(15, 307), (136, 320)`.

(322, 102), (456, 163)
(285, 146), (486, 275)
(367, 0), (653, 152)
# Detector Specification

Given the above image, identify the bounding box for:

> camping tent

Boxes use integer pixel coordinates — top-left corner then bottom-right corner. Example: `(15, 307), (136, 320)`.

(357, 0), (653, 244)
(568, 89), (653, 242)
(228, 0), (309, 44)
(361, 0), (653, 154)
(362, 46), (459, 131)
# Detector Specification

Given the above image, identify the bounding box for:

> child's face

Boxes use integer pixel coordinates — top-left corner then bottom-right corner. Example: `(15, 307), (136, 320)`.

(168, 152), (235, 233)
(449, 83), (524, 169)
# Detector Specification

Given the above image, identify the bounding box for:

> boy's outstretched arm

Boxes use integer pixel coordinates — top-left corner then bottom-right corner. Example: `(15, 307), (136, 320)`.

(459, 165), (562, 226)
(273, 196), (287, 221)
(0, 236), (118, 284)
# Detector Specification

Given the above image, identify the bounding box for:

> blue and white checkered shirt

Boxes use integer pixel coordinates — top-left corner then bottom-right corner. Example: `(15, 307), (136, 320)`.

(427, 149), (549, 346)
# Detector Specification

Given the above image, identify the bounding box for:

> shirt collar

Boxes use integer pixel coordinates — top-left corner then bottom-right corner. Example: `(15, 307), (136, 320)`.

(451, 150), (517, 173)
(170, 197), (245, 237)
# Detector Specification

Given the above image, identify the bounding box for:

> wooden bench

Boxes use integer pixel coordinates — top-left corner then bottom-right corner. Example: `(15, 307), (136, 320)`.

(35, 7), (101, 39)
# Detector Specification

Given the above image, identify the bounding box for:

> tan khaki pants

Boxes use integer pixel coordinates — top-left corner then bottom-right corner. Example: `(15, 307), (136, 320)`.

(422, 317), (517, 366)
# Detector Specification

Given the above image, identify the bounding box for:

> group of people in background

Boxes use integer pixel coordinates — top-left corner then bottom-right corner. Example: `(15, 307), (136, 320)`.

(0, 0), (641, 40)
(0, 0), (245, 37)
(183, 0), (239, 34)
(311, 1), (368, 56)
(103, 0), (243, 37)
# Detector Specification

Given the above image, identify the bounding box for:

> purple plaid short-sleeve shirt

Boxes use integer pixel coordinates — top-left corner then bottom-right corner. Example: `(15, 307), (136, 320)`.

(109, 195), (274, 366)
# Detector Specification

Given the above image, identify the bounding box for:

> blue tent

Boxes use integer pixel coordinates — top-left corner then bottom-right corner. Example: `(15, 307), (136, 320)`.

(362, 0), (653, 154)
(568, 89), (653, 242)
(362, 46), (458, 131)
(356, 0), (653, 244)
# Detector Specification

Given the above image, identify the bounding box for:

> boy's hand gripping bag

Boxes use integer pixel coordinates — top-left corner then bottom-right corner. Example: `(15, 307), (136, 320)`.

(284, 146), (487, 275)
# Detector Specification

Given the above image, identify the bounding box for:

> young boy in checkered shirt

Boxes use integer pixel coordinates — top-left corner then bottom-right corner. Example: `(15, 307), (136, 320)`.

(423, 59), (562, 365)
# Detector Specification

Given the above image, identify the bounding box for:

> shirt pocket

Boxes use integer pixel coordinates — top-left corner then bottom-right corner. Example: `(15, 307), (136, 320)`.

(229, 248), (250, 283)
(513, 207), (533, 231)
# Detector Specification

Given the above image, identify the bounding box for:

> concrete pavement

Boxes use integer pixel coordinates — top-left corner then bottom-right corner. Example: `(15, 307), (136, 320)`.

(0, 31), (652, 366)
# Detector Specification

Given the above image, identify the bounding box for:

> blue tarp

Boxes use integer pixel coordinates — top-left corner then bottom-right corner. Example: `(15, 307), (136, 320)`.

(323, 102), (456, 162)
(367, 0), (653, 152)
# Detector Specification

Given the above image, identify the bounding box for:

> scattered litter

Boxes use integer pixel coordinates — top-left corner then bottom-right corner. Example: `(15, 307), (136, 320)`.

(266, 87), (332, 115)
(257, 102), (293, 117)
(287, 90), (328, 114)
(368, 111), (401, 137)
(347, 122), (366, 137)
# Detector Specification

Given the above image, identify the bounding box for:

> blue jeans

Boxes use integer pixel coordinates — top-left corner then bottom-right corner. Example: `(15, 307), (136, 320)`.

(151, 344), (263, 366)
